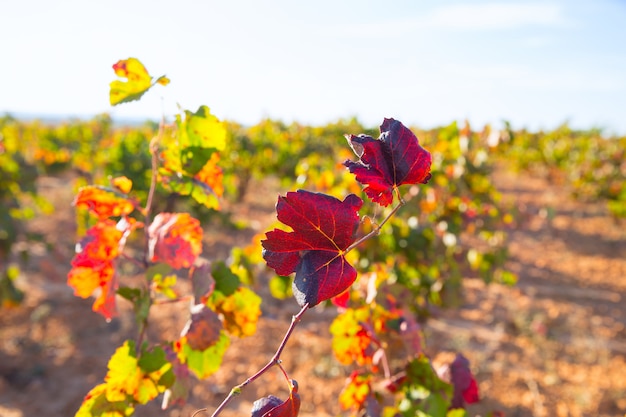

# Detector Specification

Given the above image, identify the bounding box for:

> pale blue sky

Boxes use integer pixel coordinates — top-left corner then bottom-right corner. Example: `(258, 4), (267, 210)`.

(1, 0), (625, 133)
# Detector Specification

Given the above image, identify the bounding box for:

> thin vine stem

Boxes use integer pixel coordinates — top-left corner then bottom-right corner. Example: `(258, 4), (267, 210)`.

(345, 187), (406, 253)
(143, 116), (165, 268)
(209, 303), (310, 417)
(134, 115), (166, 353)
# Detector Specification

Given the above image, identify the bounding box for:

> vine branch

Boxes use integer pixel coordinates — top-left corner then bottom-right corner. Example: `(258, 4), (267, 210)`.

(208, 303), (310, 417)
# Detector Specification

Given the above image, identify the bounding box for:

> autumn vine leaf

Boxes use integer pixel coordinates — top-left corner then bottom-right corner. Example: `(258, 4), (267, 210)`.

(109, 57), (169, 105)
(181, 304), (223, 351)
(159, 106), (227, 210)
(173, 331), (230, 379)
(148, 213), (203, 269)
(330, 305), (399, 366)
(76, 340), (173, 417)
(330, 308), (376, 366)
(339, 372), (372, 412)
(67, 219), (136, 320)
(344, 118), (432, 206)
(74, 185), (137, 219)
(210, 286), (262, 337)
(261, 190), (363, 307)
(450, 353), (480, 408)
(251, 380), (301, 417)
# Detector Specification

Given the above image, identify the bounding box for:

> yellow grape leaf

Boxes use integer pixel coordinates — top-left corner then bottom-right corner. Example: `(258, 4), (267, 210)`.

(180, 106), (227, 151)
(112, 176), (133, 194)
(330, 308), (374, 366)
(75, 383), (134, 417)
(339, 372), (372, 411)
(104, 341), (172, 405)
(211, 286), (261, 337)
(148, 213), (203, 269)
(74, 186), (136, 219)
(174, 332), (230, 379)
(109, 57), (169, 106)
(152, 273), (179, 299)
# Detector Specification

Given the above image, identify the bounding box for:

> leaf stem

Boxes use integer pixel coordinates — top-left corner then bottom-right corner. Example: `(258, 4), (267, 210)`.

(143, 116), (165, 268)
(209, 303), (309, 417)
(345, 196), (406, 253)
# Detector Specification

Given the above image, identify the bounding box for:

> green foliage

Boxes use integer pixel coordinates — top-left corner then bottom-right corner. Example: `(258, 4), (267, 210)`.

(495, 122), (626, 218)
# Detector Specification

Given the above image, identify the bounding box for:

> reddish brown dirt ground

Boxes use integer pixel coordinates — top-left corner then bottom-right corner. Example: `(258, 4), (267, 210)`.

(1, 169), (625, 417)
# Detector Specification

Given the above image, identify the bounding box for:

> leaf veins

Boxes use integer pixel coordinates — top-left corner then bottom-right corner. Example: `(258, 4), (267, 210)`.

(344, 118), (432, 206)
(261, 190), (362, 307)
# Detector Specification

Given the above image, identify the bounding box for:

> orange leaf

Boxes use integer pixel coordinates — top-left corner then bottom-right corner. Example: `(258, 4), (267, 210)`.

(339, 372), (371, 411)
(180, 304), (223, 351)
(330, 308), (375, 366)
(67, 220), (128, 320)
(194, 153), (224, 203)
(148, 213), (203, 269)
(74, 185), (136, 219)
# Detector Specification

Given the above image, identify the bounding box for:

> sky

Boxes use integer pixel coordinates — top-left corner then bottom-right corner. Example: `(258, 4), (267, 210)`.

(1, 0), (625, 134)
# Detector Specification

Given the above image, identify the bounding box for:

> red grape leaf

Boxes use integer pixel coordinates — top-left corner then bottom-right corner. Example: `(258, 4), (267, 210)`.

(344, 118), (432, 206)
(148, 213), (203, 269)
(180, 304), (223, 351)
(251, 380), (300, 417)
(74, 185), (136, 219)
(67, 219), (125, 320)
(331, 288), (350, 309)
(450, 353), (480, 407)
(261, 190), (362, 307)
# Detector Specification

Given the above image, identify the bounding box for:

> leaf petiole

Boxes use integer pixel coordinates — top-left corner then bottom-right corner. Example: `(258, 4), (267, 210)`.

(346, 196), (406, 253)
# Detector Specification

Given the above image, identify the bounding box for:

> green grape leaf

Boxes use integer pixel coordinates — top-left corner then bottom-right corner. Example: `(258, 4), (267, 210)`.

(174, 331), (230, 379)
(269, 275), (292, 299)
(211, 261), (240, 296)
(180, 105), (227, 151)
(102, 340), (173, 405)
(181, 146), (217, 175)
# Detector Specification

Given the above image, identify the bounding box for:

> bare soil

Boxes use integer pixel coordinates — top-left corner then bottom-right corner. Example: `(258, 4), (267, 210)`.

(1, 168), (625, 417)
